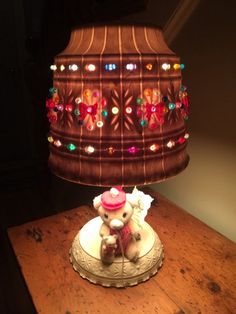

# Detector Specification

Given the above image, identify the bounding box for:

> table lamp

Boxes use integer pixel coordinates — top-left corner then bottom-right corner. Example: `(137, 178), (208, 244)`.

(46, 24), (190, 287)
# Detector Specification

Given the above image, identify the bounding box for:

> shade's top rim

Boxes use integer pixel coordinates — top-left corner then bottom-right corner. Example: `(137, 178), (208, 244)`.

(71, 22), (163, 32)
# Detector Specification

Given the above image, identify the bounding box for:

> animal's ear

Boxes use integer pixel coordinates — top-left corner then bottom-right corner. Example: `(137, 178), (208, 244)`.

(93, 195), (101, 210)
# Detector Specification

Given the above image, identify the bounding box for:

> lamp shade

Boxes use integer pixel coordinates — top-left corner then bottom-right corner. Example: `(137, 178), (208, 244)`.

(47, 24), (189, 186)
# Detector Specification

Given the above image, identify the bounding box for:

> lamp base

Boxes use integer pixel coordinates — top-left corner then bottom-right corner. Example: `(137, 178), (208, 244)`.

(70, 217), (164, 287)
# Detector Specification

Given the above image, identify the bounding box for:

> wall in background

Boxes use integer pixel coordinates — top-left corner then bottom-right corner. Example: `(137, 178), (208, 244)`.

(122, 0), (236, 242)
(152, 1), (236, 242)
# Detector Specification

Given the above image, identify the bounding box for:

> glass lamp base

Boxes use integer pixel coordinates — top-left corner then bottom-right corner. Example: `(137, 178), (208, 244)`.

(70, 217), (164, 288)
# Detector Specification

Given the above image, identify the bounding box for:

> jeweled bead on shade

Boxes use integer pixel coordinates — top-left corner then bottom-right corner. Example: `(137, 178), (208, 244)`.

(48, 24), (189, 186)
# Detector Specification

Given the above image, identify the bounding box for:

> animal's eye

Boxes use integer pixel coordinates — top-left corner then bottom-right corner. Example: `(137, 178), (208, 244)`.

(123, 212), (127, 218)
(104, 213), (109, 219)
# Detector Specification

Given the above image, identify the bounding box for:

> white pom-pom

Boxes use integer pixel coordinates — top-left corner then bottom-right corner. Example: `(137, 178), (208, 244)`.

(110, 187), (119, 197)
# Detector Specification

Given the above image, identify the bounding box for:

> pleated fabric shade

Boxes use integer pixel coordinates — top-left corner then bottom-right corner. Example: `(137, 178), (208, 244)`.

(46, 24), (189, 186)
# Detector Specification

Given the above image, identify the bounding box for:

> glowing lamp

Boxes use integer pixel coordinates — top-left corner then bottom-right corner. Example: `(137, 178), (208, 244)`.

(46, 24), (190, 288)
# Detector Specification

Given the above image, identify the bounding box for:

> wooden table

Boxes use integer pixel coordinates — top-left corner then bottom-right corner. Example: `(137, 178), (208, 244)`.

(7, 189), (236, 314)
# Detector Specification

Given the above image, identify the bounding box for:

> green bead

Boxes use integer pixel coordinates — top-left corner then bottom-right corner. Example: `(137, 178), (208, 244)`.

(74, 109), (80, 116)
(140, 119), (147, 127)
(102, 110), (108, 117)
(168, 103), (176, 110)
(67, 143), (76, 151)
(49, 87), (57, 95)
(180, 64), (185, 70)
(136, 98), (143, 105)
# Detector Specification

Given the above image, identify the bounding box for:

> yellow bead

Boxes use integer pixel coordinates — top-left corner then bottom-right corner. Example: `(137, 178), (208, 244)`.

(146, 63), (153, 70)
(144, 89), (152, 97)
(84, 89), (91, 97)
(173, 63), (180, 70)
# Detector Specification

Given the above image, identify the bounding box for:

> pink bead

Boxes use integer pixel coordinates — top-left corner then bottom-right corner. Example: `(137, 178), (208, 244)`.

(128, 146), (139, 154)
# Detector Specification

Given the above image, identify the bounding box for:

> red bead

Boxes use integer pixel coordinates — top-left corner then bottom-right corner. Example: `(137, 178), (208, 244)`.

(178, 137), (186, 144)
(65, 104), (73, 112)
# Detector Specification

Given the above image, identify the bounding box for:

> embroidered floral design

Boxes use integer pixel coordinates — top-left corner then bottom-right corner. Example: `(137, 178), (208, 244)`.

(137, 88), (167, 130)
(76, 89), (106, 131)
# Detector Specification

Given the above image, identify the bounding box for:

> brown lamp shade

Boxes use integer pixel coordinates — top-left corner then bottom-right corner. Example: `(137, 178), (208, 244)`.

(47, 24), (189, 186)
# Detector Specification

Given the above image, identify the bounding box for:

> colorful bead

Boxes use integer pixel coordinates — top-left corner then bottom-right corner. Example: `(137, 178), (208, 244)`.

(112, 107), (119, 115)
(140, 119), (147, 127)
(65, 104), (73, 112)
(74, 109), (80, 116)
(180, 64), (185, 70)
(57, 104), (64, 111)
(175, 102), (182, 109)
(162, 63), (170, 70)
(60, 65), (65, 71)
(49, 87), (57, 95)
(105, 64), (116, 71)
(85, 145), (95, 154)
(102, 110), (108, 117)
(151, 105), (156, 112)
(75, 97), (82, 104)
(146, 63), (153, 70)
(50, 65), (57, 71)
(101, 98), (107, 107)
(87, 124), (94, 131)
(96, 121), (103, 128)
(128, 146), (139, 154)
(167, 140), (175, 148)
(180, 85), (187, 91)
(48, 136), (54, 143)
(107, 147), (115, 155)
(86, 64), (96, 72)
(162, 96), (168, 102)
(69, 64), (78, 71)
(168, 103), (176, 110)
(149, 144), (159, 152)
(54, 140), (62, 147)
(178, 137), (186, 144)
(67, 143), (76, 151)
(173, 63), (180, 70)
(136, 98), (143, 105)
(125, 106), (132, 114)
(184, 133), (190, 139)
(92, 91), (99, 97)
(46, 99), (55, 109)
(84, 89), (91, 97)
(126, 63), (137, 71)
(144, 89), (152, 97)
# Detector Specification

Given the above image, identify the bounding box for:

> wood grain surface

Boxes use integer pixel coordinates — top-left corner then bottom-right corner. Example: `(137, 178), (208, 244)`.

(7, 189), (236, 314)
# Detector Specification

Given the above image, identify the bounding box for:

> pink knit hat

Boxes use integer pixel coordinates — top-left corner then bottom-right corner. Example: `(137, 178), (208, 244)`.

(101, 187), (126, 211)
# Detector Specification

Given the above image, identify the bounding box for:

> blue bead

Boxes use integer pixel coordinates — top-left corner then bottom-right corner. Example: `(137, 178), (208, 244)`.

(105, 64), (117, 71)
(180, 64), (185, 70)
(162, 96), (168, 102)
